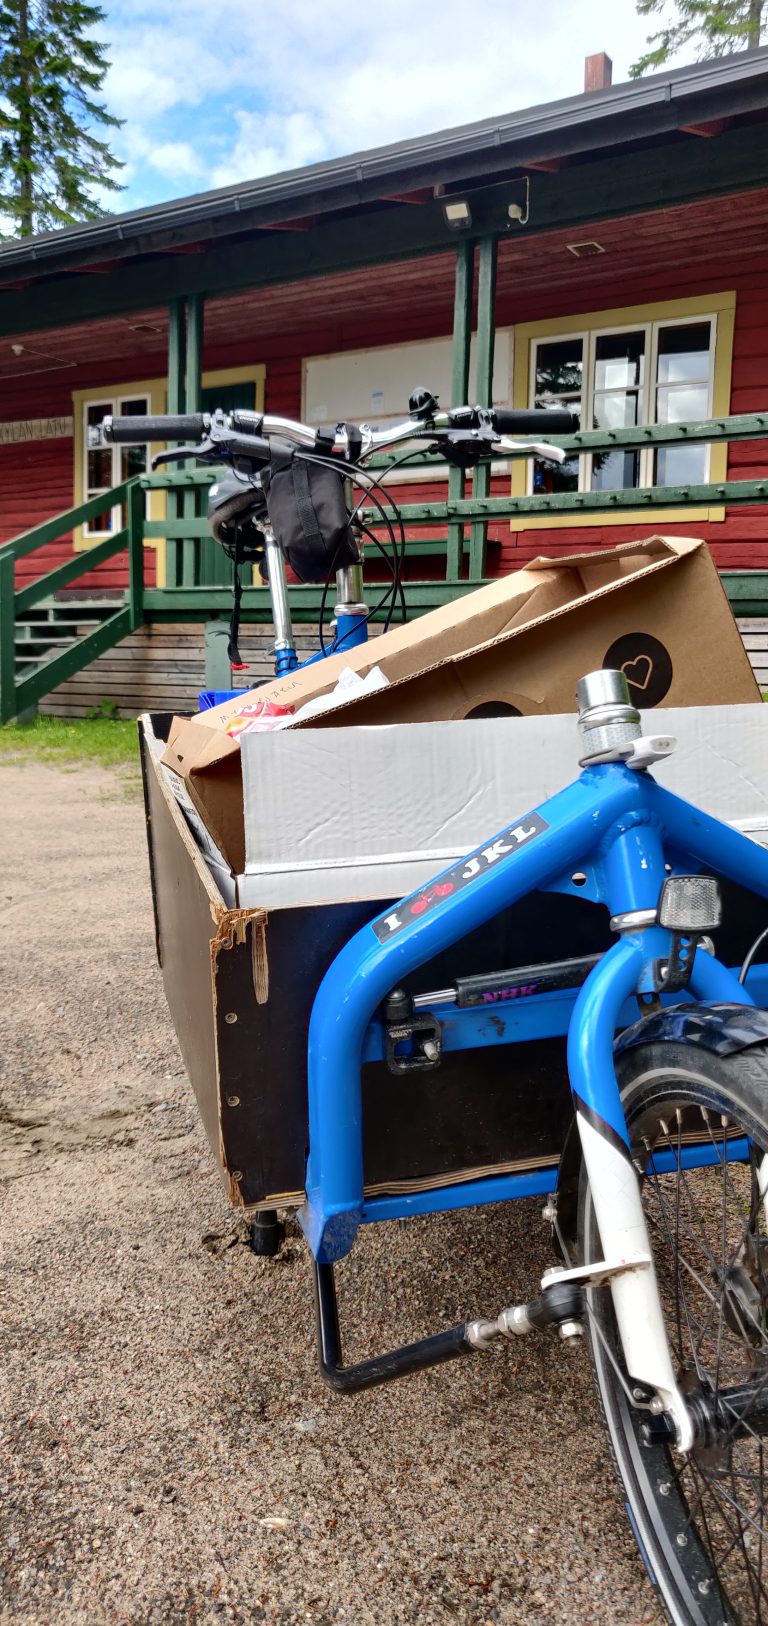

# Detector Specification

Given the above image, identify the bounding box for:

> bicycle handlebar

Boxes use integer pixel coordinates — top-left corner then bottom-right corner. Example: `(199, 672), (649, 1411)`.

(488, 407), (579, 434)
(104, 413), (209, 443)
(96, 396), (579, 461)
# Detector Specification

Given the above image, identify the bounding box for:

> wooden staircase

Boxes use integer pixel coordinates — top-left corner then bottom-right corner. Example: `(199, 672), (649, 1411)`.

(14, 599), (119, 685)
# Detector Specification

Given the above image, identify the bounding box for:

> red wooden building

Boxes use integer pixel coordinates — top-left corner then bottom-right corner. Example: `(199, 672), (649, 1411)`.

(2, 48), (768, 713)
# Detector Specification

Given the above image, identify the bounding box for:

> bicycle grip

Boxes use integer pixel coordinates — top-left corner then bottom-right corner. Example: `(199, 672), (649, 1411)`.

(491, 407), (580, 434)
(103, 413), (209, 443)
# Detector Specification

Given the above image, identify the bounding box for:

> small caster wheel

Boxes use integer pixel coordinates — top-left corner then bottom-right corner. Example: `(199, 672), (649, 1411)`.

(249, 1208), (285, 1257)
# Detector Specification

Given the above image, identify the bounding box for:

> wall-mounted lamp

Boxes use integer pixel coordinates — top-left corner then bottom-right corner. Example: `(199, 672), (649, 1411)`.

(441, 197), (472, 231)
(506, 176), (530, 228)
(1, 340), (74, 378)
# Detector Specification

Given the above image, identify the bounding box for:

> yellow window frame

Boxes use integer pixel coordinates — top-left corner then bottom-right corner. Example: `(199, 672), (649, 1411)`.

(509, 292), (735, 530)
(72, 364), (266, 584)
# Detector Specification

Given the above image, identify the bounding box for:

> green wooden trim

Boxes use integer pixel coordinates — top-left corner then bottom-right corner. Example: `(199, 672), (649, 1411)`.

(143, 518), (464, 547)
(722, 571), (768, 614)
(14, 607), (133, 713)
(167, 296), (185, 417)
(527, 414), (768, 455)
(362, 477), (768, 526)
(470, 236), (497, 578)
(142, 582), (485, 620)
(447, 239), (474, 580)
(181, 527), (197, 587)
(1, 124), (764, 335)
(0, 483), (132, 563)
(142, 468), (228, 488)
(186, 293), (204, 414)
(167, 295), (187, 586)
(141, 412), (768, 490)
(15, 530), (129, 613)
(127, 483), (145, 631)
(450, 240), (474, 412)
(141, 572), (768, 624)
(474, 236), (497, 407)
(143, 574), (768, 623)
(0, 551), (16, 724)
(181, 292), (204, 586)
(144, 519), (211, 539)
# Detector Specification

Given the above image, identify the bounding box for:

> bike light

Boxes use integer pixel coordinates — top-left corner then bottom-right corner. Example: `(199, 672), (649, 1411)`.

(658, 875), (722, 934)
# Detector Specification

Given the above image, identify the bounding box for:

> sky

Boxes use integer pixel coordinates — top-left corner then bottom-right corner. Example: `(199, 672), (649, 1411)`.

(99, 0), (684, 213)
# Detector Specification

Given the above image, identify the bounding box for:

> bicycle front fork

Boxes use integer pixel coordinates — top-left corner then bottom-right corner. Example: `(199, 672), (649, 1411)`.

(568, 929), (753, 1453)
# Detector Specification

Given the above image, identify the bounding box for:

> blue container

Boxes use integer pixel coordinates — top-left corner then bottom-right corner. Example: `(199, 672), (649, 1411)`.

(198, 689), (244, 711)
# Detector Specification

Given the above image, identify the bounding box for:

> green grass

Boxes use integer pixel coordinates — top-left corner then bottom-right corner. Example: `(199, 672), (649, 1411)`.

(0, 715), (140, 768)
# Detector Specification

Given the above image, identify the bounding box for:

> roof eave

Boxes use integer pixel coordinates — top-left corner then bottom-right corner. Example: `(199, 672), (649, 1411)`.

(1, 47), (767, 282)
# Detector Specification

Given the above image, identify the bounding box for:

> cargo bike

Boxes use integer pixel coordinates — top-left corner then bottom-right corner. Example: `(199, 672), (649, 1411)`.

(106, 394), (768, 1624)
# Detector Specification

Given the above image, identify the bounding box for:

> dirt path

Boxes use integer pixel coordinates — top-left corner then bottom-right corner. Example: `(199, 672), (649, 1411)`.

(0, 761), (659, 1626)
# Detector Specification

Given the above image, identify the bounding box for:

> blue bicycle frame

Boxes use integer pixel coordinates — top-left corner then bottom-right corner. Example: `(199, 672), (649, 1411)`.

(300, 705), (768, 1444)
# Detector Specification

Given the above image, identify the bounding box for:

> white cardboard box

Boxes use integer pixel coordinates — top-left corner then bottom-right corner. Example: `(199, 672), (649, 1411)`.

(164, 706), (768, 908)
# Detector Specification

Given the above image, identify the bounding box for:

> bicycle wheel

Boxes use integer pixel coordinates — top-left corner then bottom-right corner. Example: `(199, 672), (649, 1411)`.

(578, 1039), (768, 1625)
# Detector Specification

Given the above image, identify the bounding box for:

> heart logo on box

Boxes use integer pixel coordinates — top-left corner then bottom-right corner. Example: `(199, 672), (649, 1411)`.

(602, 633), (673, 708)
(620, 654), (653, 692)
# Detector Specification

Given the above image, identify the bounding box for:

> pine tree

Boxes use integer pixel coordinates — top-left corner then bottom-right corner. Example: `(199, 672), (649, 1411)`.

(631, 0), (766, 75)
(0, 0), (122, 238)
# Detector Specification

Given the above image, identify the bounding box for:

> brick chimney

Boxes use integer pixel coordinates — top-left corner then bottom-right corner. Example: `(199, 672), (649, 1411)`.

(584, 52), (613, 92)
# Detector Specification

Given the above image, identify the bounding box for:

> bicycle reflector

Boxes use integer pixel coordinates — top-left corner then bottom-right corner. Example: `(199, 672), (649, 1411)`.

(658, 875), (722, 933)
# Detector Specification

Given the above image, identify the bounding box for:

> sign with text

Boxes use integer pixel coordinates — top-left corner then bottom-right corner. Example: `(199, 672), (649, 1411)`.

(0, 415), (73, 444)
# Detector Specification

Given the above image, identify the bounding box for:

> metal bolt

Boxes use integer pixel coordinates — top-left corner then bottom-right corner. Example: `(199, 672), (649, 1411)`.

(632, 1387), (647, 1402)
(676, 1533), (688, 1548)
(658, 1482), (671, 1497)
(225, 1012), (238, 1025)
(649, 1395), (664, 1414)
(559, 1320), (584, 1341)
(422, 1040), (439, 1061)
(226, 1094), (240, 1108)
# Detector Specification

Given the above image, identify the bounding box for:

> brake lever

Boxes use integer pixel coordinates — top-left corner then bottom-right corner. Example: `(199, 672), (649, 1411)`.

(151, 440), (215, 470)
(494, 438), (566, 464)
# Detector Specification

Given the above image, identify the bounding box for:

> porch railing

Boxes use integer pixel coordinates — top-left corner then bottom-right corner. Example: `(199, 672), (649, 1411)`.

(1, 411), (768, 721)
(0, 481), (145, 723)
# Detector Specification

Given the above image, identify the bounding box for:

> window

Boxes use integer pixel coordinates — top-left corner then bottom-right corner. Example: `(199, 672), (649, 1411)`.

(83, 393), (151, 538)
(72, 366), (265, 579)
(512, 293), (735, 529)
(531, 318), (715, 495)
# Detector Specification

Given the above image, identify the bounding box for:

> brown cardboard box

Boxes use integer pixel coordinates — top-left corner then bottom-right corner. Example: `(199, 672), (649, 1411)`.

(163, 536), (759, 871)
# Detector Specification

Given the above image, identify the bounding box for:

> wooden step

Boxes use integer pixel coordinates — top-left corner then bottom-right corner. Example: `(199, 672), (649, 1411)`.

(16, 640), (77, 668)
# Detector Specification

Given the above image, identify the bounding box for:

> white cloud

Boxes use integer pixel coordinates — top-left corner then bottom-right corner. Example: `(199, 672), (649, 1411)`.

(148, 141), (205, 181)
(102, 0), (685, 203)
(210, 110), (328, 189)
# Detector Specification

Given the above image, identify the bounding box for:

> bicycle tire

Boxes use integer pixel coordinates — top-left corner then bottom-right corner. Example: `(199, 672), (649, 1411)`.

(578, 1039), (768, 1625)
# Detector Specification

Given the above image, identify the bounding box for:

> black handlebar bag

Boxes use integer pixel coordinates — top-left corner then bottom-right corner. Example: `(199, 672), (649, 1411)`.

(260, 442), (359, 583)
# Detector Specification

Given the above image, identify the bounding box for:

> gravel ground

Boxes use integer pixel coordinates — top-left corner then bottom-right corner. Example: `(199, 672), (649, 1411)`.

(0, 760), (662, 1626)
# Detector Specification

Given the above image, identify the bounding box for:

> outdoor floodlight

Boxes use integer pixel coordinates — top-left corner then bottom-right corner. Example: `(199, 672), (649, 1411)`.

(442, 198), (472, 230)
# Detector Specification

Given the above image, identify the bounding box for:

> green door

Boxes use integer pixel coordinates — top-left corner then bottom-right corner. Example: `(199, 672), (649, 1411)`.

(201, 380), (256, 416)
